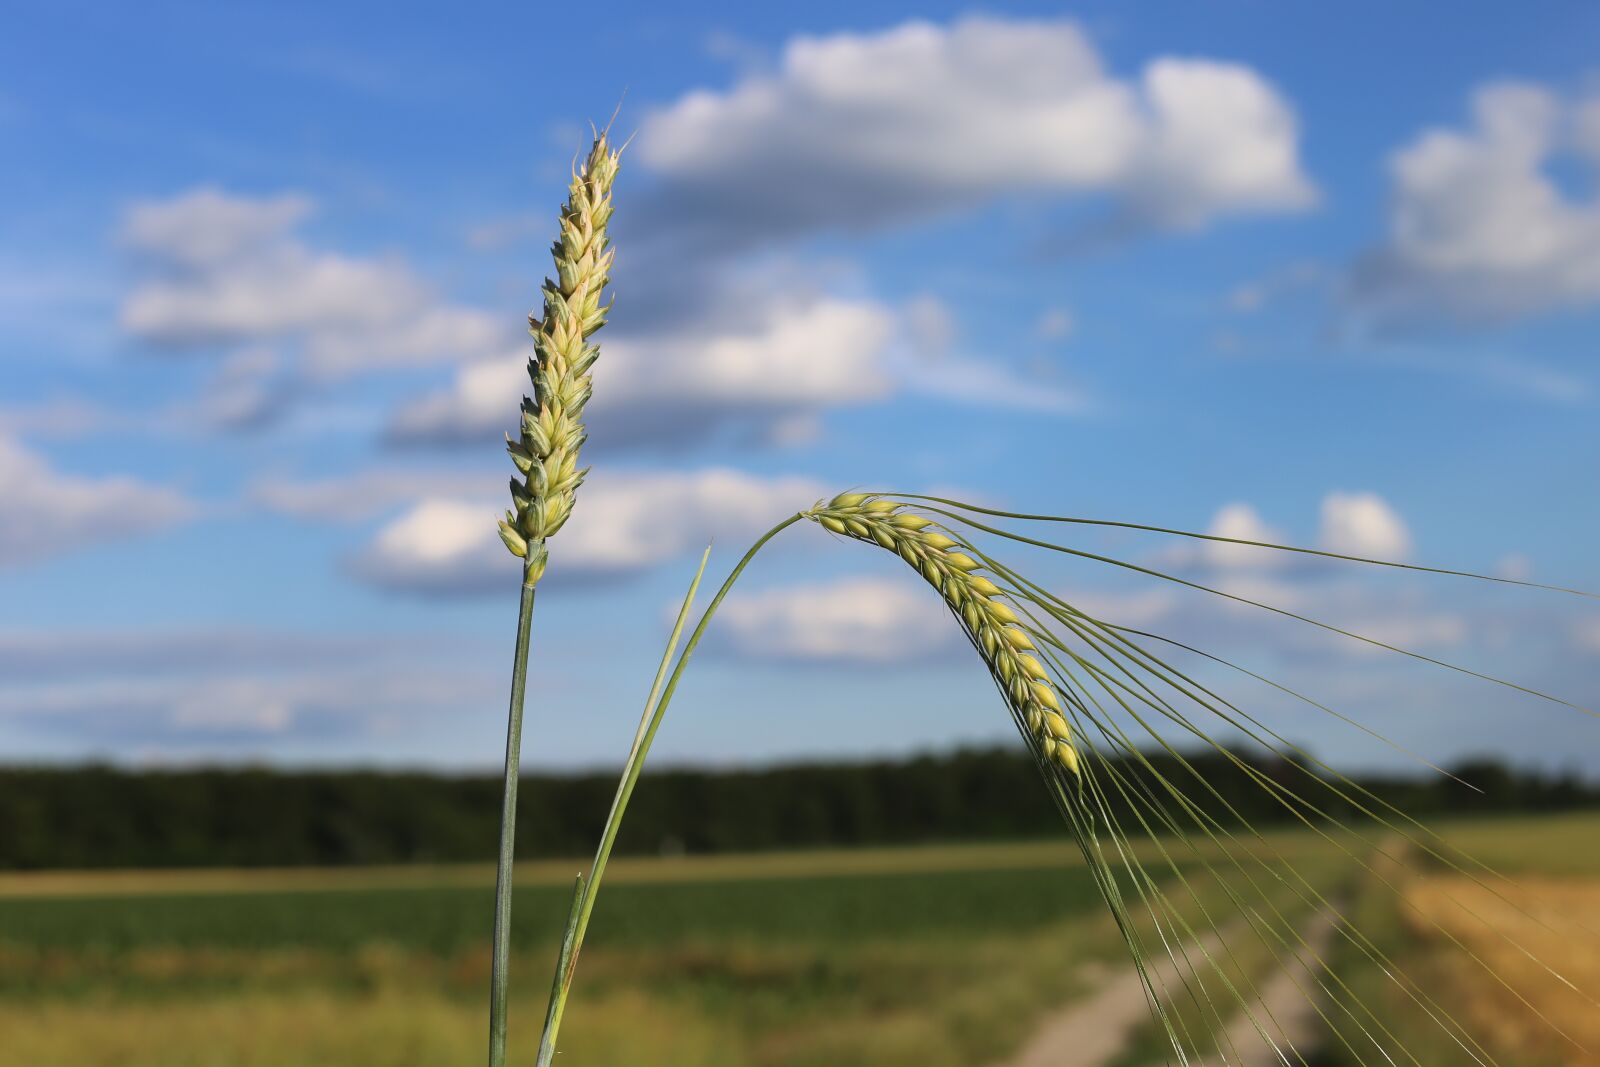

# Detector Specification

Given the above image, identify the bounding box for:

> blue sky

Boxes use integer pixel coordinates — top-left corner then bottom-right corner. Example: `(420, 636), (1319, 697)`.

(2, 1), (1597, 774)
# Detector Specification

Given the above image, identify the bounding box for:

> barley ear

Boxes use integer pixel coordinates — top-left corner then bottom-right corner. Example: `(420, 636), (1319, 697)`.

(806, 493), (1081, 778)
(504, 133), (621, 584)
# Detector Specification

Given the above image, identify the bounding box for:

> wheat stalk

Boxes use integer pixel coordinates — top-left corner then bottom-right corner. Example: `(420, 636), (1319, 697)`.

(485, 130), (620, 1067)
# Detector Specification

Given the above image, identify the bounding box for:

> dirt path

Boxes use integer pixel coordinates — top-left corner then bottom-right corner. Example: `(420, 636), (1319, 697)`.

(994, 911), (1337, 1067)
(993, 932), (1223, 1067)
(1189, 909), (1339, 1067)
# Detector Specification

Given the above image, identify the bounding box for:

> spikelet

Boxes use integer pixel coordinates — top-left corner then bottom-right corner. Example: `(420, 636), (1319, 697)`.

(806, 493), (1080, 777)
(502, 134), (622, 585)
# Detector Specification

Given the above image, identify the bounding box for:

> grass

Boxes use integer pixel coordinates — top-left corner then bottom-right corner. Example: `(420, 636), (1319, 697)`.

(0, 860), (1125, 959)
(1408, 810), (1600, 877)
(0, 988), (743, 1067)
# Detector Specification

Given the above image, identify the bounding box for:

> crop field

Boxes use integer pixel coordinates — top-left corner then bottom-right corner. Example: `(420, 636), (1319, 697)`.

(0, 815), (1594, 1067)
(1316, 810), (1600, 1067)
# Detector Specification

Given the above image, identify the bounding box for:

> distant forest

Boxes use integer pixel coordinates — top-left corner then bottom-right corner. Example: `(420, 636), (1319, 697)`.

(1, 748), (1594, 870)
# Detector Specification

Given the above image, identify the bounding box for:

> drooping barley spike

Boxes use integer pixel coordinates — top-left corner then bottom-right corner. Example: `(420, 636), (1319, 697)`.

(501, 133), (622, 586)
(807, 492), (1081, 777)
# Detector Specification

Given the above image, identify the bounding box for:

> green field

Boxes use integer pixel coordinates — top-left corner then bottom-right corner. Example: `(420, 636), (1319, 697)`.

(0, 839), (1160, 1067)
(0, 816), (1594, 1067)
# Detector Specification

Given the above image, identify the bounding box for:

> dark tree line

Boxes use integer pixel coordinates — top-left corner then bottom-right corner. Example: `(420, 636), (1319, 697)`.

(0, 749), (1592, 870)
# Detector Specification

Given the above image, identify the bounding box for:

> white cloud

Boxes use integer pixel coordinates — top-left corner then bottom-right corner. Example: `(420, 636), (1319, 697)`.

(0, 664), (494, 748)
(1062, 572), (1468, 667)
(0, 433), (192, 567)
(634, 16), (1314, 252)
(715, 576), (958, 664)
(0, 398), (113, 440)
(390, 292), (895, 447)
(1107, 491), (1468, 668)
(707, 557), (1467, 675)
(252, 466), (498, 523)
(352, 468), (827, 594)
(384, 355), (524, 444)
(167, 679), (296, 733)
(355, 497), (512, 593)
(1348, 82), (1600, 328)
(1201, 502), (1292, 570)
(120, 188), (506, 379)
(123, 187), (313, 267)
(1319, 491), (1411, 561)
(1159, 493), (1412, 573)
(390, 289), (1085, 448)
(0, 624), (486, 757)
(899, 346), (1090, 414)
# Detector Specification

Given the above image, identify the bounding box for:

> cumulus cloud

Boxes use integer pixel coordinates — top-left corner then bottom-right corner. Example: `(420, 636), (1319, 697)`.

(391, 293), (896, 448)
(1196, 502), (1292, 570)
(633, 16), (1315, 254)
(1160, 492), (1413, 573)
(353, 498), (519, 594)
(706, 561), (1464, 674)
(1065, 574), (1466, 668)
(0, 624), (488, 756)
(0, 398), (118, 440)
(0, 433), (192, 567)
(120, 187), (506, 379)
(1113, 491), (1468, 668)
(1319, 491), (1411, 560)
(349, 468), (827, 595)
(251, 465), (498, 523)
(1348, 82), (1600, 328)
(390, 289), (1085, 448)
(1, 664), (494, 748)
(715, 576), (958, 664)
(122, 188), (314, 267)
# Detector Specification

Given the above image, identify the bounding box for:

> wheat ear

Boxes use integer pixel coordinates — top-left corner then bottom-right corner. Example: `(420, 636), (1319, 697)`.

(807, 492), (1081, 777)
(499, 133), (621, 584)
(486, 131), (620, 1067)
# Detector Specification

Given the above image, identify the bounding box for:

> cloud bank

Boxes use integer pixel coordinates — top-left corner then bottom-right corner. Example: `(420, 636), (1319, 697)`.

(634, 16), (1315, 253)
(0, 433), (192, 567)
(1349, 82), (1600, 329)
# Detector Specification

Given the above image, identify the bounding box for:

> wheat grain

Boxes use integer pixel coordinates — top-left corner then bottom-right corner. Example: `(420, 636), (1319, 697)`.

(807, 492), (1080, 777)
(500, 134), (621, 585)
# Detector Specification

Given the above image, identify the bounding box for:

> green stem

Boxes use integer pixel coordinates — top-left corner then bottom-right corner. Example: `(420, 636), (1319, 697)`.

(534, 515), (802, 1065)
(488, 569), (538, 1067)
(535, 873), (586, 1055)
